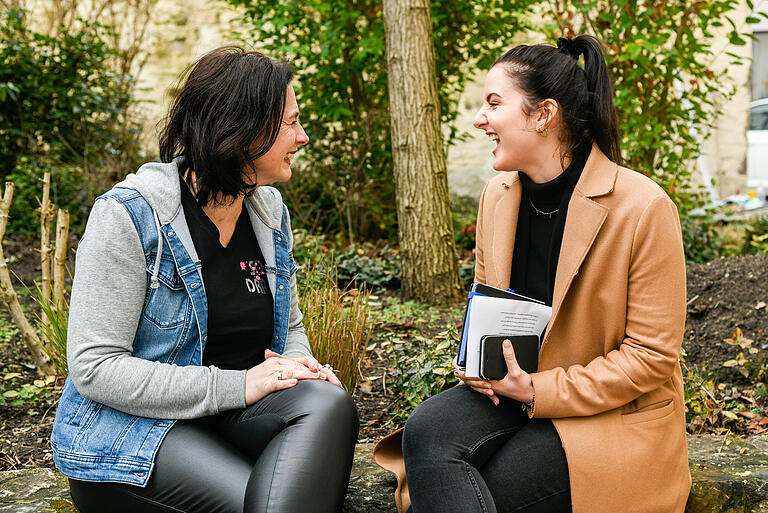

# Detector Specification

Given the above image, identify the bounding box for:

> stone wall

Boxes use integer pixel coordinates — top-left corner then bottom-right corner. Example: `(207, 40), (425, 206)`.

(128, 0), (248, 152)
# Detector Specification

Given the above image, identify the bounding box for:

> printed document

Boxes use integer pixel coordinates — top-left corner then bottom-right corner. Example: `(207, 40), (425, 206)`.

(464, 295), (552, 377)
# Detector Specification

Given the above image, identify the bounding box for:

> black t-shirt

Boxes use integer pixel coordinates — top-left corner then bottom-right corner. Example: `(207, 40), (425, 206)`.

(179, 177), (274, 370)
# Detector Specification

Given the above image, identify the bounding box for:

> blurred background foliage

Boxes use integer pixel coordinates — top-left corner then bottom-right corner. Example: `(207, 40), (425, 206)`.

(0, 0), (762, 263)
(0, 7), (145, 236)
(547, 0), (758, 263)
(226, 0), (536, 244)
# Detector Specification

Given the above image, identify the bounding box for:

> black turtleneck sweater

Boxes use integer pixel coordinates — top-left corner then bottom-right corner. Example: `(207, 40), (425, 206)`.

(509, 144), (591, 306)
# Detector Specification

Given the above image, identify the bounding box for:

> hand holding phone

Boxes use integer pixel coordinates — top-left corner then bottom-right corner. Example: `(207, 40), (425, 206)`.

(479, 335), (539, 380)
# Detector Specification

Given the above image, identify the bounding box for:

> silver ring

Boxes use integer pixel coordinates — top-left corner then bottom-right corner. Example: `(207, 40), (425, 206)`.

(277, 370), (284, 380)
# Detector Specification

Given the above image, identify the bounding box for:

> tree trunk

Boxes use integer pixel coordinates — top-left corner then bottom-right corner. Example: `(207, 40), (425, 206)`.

(382, 0), (461, 303)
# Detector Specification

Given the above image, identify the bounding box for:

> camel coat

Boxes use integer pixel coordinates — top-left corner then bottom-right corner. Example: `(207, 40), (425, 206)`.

(374, 145), (691, 513)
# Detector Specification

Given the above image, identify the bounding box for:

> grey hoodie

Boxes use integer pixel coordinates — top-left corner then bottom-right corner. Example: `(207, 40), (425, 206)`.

(66, 160), (312, 419)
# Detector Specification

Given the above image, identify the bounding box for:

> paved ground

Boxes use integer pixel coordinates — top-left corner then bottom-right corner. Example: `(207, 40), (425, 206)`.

(1, 437), (767, 513)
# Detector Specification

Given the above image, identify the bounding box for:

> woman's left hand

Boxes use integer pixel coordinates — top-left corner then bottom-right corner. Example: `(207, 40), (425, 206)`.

(487, 340), (534, 406)
(454, 340), (534, 406)
(265, 350), (343, 388)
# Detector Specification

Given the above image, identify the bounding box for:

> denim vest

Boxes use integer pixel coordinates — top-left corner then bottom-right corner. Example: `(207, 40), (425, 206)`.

(51, 186), (297, 485)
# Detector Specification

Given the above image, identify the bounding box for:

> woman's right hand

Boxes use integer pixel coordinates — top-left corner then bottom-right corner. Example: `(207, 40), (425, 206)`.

(245, 355), (322, 405)
(452, 357), (498, 404)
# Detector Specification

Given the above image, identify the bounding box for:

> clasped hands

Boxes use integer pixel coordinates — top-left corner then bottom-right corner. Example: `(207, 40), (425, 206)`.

(453, 339), (534, 406)
(245, 349), (342, 405)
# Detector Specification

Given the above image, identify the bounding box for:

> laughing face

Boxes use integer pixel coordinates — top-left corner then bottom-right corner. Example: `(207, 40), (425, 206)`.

(472, 65), (542, 173)
(250, 84), (309, 186)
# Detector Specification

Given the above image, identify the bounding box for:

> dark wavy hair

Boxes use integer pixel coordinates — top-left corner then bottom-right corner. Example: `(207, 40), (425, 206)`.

(493, 35), (621, 164)
(158, 46), (294, 207)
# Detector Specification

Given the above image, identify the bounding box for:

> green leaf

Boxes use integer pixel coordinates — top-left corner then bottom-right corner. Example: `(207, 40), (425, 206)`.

(728, 33), (747, 46)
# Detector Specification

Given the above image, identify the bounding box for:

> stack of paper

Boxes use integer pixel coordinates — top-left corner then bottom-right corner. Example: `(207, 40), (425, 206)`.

(457, 284), (552, 378)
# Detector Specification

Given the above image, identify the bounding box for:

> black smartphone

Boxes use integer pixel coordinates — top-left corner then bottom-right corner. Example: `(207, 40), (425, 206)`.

(479, 335), (539, 380)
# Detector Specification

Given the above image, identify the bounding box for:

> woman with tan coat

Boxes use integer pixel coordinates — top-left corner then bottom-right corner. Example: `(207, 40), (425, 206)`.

(375, 35), (690, 513)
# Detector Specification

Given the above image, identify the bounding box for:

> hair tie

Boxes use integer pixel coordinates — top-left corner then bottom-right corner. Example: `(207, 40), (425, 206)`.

(556, 37), (580, 60)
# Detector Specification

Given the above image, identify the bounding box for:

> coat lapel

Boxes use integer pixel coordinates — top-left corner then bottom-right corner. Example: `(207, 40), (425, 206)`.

(491, 175), (521, 289)
(485, 145), (617, 335)
(545, 145), (617, 339)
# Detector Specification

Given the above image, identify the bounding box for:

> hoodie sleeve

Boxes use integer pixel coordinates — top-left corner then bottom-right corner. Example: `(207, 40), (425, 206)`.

(67, 197), (246, 419)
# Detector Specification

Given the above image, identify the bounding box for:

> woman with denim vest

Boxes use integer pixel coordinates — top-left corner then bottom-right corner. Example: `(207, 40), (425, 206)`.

(51, 46), (359, 513)
(374, 35), (689, 513)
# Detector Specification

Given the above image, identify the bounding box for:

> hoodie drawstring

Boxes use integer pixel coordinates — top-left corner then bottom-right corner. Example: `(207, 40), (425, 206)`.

(150, 210), (163, 289)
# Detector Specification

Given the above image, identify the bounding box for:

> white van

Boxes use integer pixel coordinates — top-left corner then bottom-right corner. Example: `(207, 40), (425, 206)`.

(748, 98), (768, 189)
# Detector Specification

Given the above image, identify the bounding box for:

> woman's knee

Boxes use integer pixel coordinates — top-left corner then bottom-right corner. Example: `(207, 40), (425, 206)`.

(403, 387), (466, 457)
(292, 379), (359, 430)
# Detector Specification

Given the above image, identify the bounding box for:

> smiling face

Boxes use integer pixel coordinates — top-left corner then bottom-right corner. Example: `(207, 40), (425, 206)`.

(472, 65), (544, 173)
(249, 84), (309, 186)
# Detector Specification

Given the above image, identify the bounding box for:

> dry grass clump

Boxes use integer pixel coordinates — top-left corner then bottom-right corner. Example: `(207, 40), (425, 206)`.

(299, 262), (371, 392)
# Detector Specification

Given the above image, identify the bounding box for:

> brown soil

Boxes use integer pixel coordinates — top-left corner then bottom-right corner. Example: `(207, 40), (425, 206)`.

(1, 247), (767, 471)
(0, 236), (68, 470)
(683, 254), (768, 384)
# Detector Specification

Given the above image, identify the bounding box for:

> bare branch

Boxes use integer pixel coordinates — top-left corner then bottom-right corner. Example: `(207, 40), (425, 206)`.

(0, 182), (55, 376)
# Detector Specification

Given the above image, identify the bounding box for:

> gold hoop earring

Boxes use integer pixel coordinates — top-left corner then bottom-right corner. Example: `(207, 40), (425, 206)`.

(538, 128), (548, 137)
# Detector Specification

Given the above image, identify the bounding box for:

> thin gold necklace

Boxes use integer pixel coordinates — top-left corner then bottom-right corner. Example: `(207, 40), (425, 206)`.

(528, 198), (559, 219)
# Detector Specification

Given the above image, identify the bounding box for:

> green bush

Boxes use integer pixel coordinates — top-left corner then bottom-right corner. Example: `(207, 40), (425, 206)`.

(681, 211), (723, 264)
(6, 159), (95, 236)
(0, 7), (143, 235)
(452, 194), (478, 251)
(741, 215), (768, 255)
(384, 326), (460, 419)
(292, 231), (402, 291)
(336, 247), (401, 291)
(751, 233), (768, 254)
(550, 1), (756, 261)
(296, 239), (474, 292)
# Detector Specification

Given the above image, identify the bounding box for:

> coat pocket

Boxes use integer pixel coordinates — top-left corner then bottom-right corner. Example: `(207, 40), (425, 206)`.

(621, 399), (674, 425)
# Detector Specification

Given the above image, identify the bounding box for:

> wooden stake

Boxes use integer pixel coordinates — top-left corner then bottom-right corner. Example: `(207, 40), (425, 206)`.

(0, 182), (55, 376)
(53, 209), (70, 311)
(40, 173), (54, 325)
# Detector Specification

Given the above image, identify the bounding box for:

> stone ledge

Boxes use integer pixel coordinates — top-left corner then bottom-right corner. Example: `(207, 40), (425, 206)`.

(1, 436), (766, 512)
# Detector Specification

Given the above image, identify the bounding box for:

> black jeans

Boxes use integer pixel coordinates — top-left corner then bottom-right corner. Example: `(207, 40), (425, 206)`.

(68, 380), (359, 513)
(402, 384), (571, 513)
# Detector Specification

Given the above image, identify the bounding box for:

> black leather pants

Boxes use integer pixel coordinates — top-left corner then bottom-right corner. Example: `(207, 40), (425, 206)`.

(68, 380), (359, 513)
